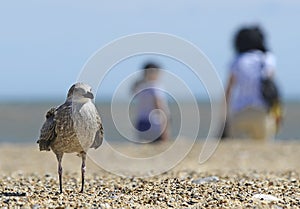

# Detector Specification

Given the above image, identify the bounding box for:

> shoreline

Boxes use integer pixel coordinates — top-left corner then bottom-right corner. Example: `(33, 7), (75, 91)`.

(1, 139), (300, 174)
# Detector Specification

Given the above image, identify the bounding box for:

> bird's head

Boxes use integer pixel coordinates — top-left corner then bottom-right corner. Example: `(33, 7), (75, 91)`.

(67, 83), (94, 103)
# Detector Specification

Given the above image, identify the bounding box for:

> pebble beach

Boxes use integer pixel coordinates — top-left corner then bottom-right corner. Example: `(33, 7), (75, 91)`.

(0, 140), (299, 208)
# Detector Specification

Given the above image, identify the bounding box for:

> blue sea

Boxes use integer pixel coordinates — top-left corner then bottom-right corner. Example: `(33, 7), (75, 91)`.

(0, 101), (299, 143)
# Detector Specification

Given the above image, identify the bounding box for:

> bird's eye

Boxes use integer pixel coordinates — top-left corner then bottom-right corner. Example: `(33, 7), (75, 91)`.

(75, 88), (85, 94)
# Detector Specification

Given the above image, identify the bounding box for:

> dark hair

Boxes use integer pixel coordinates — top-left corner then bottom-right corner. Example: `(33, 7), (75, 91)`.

(142, 61), (160, 77)
(142, 62), (161, 70)
(234, 26), (267, 53)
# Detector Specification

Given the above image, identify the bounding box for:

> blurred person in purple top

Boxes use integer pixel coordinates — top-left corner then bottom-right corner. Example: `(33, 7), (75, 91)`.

(131, 62), (170, 143)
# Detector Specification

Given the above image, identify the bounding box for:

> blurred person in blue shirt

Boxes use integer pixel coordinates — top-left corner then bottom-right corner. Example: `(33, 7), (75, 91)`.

(225, 25), (282, 140)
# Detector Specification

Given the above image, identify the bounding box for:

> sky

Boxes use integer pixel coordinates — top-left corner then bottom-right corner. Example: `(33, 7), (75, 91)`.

(0, 0), (300, 102)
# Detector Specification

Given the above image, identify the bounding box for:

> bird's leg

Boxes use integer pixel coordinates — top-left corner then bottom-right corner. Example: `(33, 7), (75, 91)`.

(56, 153), (63, 194)
(80, 152), (86, 193)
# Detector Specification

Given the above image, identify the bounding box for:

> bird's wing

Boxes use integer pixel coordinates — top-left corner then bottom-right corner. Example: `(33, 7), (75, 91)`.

(53, 101), (75, 139)
(90, 110), (104, 149)
(37, 107), (57, 151)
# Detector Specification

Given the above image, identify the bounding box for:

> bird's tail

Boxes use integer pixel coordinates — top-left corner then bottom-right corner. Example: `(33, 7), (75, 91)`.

(37, 139), (51, 151)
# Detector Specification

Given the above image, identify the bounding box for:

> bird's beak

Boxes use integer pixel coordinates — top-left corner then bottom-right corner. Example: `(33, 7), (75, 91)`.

(84, 92), (94, 99)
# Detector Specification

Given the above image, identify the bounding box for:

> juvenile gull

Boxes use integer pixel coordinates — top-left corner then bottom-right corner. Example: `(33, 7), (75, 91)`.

(37, 83), (103, 193)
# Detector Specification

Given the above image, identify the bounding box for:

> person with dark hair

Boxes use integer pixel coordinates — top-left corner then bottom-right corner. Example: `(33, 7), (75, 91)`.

(131, 62), (170, 143)
(225, 25), (282, 140)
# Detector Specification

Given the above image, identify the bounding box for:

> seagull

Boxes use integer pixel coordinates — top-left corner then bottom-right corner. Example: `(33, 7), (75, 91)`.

(37, 83), (103, 193)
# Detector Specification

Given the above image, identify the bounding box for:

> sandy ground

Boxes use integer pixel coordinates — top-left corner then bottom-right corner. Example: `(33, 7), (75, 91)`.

(0, 139), (299, 208)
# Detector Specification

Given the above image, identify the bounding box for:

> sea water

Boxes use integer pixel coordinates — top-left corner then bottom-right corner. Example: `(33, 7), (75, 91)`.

(0, 101), (299, 143)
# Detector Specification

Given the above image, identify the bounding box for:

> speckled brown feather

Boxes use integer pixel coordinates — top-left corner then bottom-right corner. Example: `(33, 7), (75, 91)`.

(50, 101), (82, 155)
(37, 107), (57, 151)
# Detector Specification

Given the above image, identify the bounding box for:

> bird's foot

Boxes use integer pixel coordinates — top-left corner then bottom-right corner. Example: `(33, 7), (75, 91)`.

(55, 191), (63, 195)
